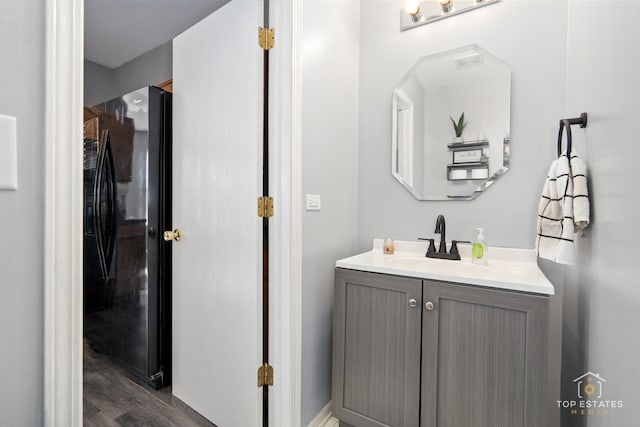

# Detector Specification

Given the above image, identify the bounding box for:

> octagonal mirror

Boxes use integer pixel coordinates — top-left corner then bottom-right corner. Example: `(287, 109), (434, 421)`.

(392, 45), (511, 200)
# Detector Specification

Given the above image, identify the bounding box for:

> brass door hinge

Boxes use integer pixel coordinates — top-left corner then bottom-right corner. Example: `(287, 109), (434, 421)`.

(258, 196), (274, 218)
(258, 27), (275, 50)
(257, 363), (274, 387)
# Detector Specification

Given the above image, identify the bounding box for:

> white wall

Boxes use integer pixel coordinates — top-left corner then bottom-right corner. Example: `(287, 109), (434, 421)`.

(561, 2), (640, 425)
(300, 0), (360, 424)
(357, 0), (568, 249)
(84, 41), (172, 105)
(0, 0), (44, 425)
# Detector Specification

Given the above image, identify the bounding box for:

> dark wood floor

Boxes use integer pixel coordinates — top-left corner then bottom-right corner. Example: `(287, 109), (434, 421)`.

(84, 342), (216, 427)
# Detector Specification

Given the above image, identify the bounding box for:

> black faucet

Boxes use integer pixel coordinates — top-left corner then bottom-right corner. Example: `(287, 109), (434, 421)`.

(421, 214), (465, 261)
(434, 214), (447, 253)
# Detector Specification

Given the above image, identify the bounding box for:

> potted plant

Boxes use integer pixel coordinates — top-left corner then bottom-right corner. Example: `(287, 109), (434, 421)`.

(450, 112), (467, 143)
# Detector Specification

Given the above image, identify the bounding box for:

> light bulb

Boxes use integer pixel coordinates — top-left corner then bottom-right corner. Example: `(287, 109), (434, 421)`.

(440, 0), (455, 14)
(406, 0), (423, 23)
(406, 0), (420, 16)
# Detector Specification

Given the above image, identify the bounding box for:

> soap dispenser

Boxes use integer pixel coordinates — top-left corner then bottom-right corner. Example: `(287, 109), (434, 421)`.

(472, 228), (488, 266)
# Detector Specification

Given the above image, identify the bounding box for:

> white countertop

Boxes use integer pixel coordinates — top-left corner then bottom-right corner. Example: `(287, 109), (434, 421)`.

(336, 239), (554, 295)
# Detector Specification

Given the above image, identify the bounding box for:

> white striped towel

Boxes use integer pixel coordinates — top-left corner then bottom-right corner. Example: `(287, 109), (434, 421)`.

(536, 151), (590, 264)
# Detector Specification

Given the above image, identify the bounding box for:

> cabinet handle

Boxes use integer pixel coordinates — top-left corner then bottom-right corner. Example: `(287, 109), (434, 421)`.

(425, 301), (434, 310)
(408, 299), (417, 308)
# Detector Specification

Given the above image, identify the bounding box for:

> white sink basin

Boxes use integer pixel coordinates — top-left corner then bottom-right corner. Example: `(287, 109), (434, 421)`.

(336, 239), (554, 295)
(384, 255), (487, 274)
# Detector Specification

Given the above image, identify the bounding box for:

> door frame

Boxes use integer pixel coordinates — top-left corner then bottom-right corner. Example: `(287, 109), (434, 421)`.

(43, 0), (302, 425)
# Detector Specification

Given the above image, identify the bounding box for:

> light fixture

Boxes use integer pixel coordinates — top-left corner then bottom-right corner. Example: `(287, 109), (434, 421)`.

(400, 0), (500, 31)
(440, 0), (455, 14)
(405, 0), (424, 23)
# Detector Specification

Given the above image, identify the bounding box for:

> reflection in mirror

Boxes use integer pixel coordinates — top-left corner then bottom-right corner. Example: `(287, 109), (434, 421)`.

(391, 45), (511, 200)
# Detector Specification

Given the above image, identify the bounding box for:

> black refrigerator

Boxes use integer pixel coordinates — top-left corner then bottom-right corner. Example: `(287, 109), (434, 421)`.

(83, 86), (172, 389)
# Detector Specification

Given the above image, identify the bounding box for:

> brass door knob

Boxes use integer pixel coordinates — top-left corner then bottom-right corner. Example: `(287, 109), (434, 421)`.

(163, 228), (182, 242)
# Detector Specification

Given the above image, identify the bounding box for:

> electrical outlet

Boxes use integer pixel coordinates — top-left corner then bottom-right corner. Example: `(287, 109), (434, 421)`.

(305, 194), (321, 211)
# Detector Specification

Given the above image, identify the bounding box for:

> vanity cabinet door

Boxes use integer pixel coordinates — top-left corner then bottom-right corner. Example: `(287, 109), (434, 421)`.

(421, 280), (549, 427)
(333, 269), (422, 427)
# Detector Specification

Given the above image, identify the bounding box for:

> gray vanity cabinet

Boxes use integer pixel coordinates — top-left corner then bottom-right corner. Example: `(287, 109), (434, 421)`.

(333, 270), (550, 427)
(420, 280), (549, 427)
(332, 269), (422, 427)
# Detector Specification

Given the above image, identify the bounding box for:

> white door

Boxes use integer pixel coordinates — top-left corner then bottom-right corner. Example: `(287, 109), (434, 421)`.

(171, 0), (262, 425)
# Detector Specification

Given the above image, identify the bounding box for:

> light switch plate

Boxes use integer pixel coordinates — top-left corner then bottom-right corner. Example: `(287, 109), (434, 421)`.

(305, 194), (321, 211)
(0, 115), (17, 190)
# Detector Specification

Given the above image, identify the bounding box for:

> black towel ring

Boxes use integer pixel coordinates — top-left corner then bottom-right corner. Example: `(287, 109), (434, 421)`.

(557, 112), (588, 157)
(557, 120), (572, 156)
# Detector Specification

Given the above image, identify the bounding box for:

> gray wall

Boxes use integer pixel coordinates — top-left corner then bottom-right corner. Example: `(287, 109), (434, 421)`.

(2, 2), (635, 426)
(84, 60), (117, 108)
(0, 0), (44, 425)
(357, 0), (568, 250)
(561, 2), (640, 426)
(301, 0), (360, 424)
(354, 1), (640, 425)
(84, 41), (172, 106)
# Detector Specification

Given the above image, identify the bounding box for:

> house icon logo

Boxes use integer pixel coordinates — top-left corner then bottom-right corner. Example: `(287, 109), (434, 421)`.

(558, 371), (622, 415)
(573, 372), (607, 399)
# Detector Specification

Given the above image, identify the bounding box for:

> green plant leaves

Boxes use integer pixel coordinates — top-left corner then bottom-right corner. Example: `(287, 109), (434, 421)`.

(450, 112), (467, 137)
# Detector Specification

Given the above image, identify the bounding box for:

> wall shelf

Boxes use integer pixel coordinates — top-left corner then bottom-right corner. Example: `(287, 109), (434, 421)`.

(447, 139), (489, 178)
(447, 162), (489, 181)
(447, 139), (489, 151)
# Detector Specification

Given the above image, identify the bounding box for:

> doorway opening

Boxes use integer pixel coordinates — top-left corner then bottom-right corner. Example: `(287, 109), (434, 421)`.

(81, 1), (226, 425)
(45, 1), (300, 425)
(82, 85), (197, 425)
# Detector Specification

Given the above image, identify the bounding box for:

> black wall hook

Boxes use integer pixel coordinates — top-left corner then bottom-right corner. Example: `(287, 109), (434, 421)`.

(558, 112), (588, 156)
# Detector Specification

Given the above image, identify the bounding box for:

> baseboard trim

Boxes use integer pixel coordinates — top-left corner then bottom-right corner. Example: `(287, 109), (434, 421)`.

(307, 401), (339, 427)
